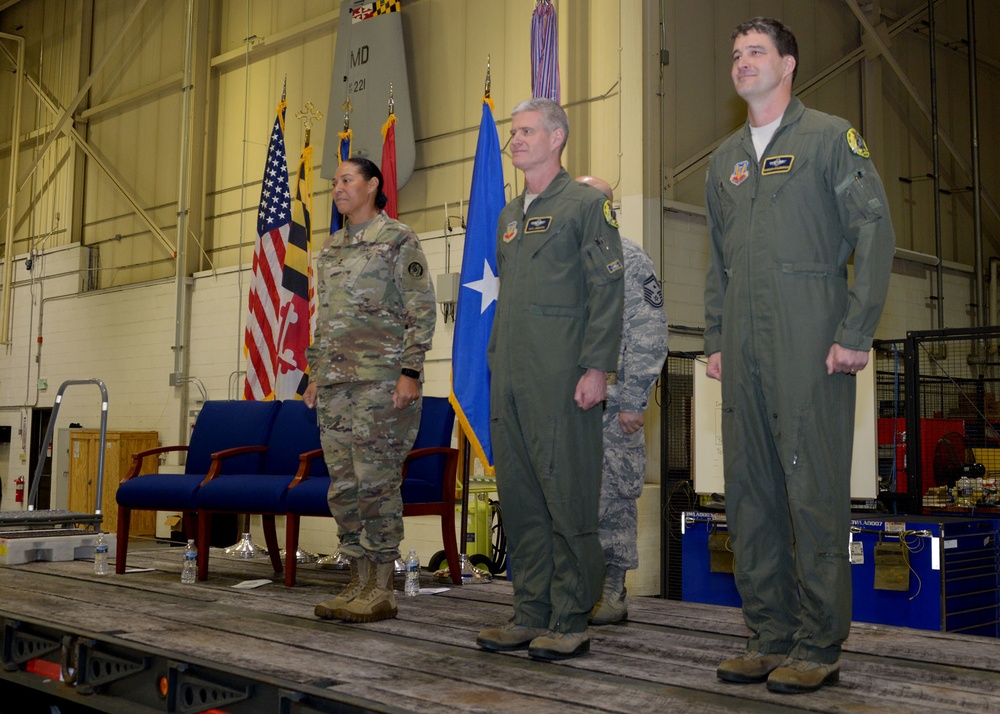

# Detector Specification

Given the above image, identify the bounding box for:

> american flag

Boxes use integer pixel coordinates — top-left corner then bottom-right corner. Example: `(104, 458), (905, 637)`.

(244, 98), (291, 401)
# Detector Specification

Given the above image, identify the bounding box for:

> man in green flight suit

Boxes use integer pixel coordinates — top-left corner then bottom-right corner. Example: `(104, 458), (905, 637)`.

(476, 97), (625, 661)
(704, 17), (895, 694)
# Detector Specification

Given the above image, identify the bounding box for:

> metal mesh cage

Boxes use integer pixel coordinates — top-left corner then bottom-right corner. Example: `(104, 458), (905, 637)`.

(660, 352), (699, 600)
(904, 327), (1000, 514)
(874, 340), (907, 508)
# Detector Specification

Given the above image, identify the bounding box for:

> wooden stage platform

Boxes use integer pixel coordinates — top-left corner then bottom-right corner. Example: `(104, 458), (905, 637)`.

(1, 542), (999, 713)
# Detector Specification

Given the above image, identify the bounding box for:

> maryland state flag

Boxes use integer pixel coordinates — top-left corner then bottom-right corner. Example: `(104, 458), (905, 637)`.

(275, 143), (316, 400)
(449, 97), (505, 473)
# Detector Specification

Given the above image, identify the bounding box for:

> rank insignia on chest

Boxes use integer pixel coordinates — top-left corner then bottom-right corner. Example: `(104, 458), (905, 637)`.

(503, 221), (518, 243)
(846, 128), (870, 158)
(603, 199), (619, 228)
(730, 160), (749, 186)
(524, 216), (552, 233)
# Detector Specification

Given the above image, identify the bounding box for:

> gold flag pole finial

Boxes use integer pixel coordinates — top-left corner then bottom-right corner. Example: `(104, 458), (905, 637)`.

(296, 101), (323, 147)
(341, 95), (353, 131)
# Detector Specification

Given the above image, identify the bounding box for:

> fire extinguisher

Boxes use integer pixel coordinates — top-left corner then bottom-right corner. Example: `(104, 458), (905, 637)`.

(14, 476), (24, 503)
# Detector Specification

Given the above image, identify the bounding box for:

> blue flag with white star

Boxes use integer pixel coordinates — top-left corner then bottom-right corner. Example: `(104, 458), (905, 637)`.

(450, 98), (504, 473)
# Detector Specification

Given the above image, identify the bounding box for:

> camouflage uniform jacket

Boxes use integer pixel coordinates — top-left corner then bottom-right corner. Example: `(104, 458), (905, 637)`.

(607, 237), (668, 413)
(307, 211), (436, 385)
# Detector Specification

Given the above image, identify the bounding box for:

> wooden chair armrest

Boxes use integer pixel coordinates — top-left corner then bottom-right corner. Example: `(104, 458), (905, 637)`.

(122, 445), (189, 482)
(289, 449), (325, 488)
(199, 444), (268, 485)
(210, 444), (269, 461)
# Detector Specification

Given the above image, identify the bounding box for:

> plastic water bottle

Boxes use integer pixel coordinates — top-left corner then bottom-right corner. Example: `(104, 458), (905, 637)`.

(181, 539), (197, 584)
(460, 553), (473, 585)
(93, 534), (109, 576)
(404, 549), (420, 597)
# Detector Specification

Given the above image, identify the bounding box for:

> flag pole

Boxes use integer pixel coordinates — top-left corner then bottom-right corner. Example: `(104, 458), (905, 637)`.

(455, 59), (491, 566)
(295, 100), (323, 148)
(449, 55), (504, 577)
(453, 57), (499, 583)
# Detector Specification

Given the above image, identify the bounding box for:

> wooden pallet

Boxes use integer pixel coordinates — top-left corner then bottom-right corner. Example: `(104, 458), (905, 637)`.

(0, 545), (998, 713)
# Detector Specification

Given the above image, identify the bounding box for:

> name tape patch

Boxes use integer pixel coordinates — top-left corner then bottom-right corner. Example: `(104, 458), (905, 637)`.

(761, 155), (794, 175)
(524, 216), (552, 233)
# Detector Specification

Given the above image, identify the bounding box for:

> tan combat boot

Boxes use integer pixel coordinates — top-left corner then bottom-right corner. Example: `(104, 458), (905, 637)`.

(338, 558), (398, 622)
(314, 557), (369, 619)
(590, 567), (628, 625)
(717, 651), (786, 684)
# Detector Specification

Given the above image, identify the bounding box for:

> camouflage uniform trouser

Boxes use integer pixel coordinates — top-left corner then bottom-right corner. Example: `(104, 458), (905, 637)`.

(599, 400), (645, 572)
(317, 380), (421, 565)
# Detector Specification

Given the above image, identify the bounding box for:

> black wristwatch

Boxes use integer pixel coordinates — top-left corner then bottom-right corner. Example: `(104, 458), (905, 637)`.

(401, 368), (420, 379)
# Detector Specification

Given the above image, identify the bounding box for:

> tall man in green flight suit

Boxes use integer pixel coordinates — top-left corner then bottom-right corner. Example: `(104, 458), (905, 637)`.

(476, 97), (625, 661)
(704, 17), (895, 694)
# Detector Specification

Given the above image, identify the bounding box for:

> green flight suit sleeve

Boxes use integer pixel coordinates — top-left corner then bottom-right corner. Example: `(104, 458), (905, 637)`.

(704, 163), (727, 357)
(579, 197), (625, 371)
(830, 130), (896, 352)
(486, 211), (510, 361)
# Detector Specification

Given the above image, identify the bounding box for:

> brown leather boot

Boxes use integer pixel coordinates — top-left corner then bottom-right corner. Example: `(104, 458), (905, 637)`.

(338, 558), (398, 622)
(314, 557), (369, 619)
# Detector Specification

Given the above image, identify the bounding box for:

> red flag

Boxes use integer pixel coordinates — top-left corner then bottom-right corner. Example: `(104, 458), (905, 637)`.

(244, 97), (291, 401)
(380, 112), (398, 219)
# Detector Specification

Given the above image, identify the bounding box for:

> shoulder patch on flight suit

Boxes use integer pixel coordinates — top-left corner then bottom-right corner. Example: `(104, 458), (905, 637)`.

(761, 155), (794, 175)
(524, 216), (552, 233)
(603, 200), (619, 228)
(503, 221), (518, 243)
(407, 261), (424, 278)
(730, 160), (750, 186)
(606, 259), (623, 275)
(643, 274), (663, 308)
(846, 128), (870, 158)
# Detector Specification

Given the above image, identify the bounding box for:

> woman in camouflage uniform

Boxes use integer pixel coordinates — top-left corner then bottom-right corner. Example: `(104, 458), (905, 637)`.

(304, 157), (436, 623)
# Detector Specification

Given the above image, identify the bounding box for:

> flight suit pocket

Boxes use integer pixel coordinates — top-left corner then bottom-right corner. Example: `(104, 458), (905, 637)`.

(583, 241), (622, 285)
(783, 404), (814, 475)
(780, 262), (844, 278)
(837, 168), (884, 228)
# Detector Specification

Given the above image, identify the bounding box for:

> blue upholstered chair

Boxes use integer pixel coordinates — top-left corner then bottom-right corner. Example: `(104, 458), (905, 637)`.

(194, 399), (321, 581)
(114, 400), (281, 574)
(282, 396), (461, 586)
(398, 397), (462, 584)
